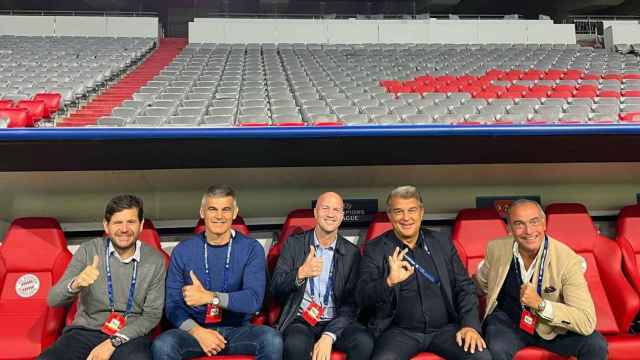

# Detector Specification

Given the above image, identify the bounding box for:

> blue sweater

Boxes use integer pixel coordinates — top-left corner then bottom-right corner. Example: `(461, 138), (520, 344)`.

(165, 232), (266, 328)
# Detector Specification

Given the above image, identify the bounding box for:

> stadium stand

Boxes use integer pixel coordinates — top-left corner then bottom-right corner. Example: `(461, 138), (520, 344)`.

(0, 217), (72, 360)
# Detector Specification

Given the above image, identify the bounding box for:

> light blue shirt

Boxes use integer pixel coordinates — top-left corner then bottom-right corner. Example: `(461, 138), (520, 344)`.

(298, 232), (336, 322)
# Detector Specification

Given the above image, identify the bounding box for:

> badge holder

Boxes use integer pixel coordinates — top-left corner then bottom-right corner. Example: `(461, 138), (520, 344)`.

(302, 302), (325, 326)
(205, 304), (222, 324)
(519, 308), (538, 335)
(102, 312), (126, 336)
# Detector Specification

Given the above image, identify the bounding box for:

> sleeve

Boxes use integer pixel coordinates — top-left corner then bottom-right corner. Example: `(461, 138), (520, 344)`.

(447, 237), (482, 332)
(224, 241), (266, 314)
(356, 243), (394, 308)
(541, 255), (596, 335)
(47, 243), (90, 307)
(474, 257), (490, 296)
(270, 236), (302, 300)
(164, 244), (195, 329)
(119, 260), (166, 339)
(324, 251), (360, 339)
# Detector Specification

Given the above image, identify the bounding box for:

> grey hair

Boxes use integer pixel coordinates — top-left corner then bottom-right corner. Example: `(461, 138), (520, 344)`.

(200, 184), (238, 209)
(386, 185), (424, 212)
(506, 199), (546, 226)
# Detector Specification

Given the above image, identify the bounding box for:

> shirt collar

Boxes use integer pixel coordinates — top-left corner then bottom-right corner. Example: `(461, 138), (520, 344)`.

(108, 239), (141, 263)
(313, 230), (336, 251)
(511, 237), (545, 271)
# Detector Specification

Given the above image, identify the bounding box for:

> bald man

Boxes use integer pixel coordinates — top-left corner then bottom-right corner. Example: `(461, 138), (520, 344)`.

(271, 192), (373, 360)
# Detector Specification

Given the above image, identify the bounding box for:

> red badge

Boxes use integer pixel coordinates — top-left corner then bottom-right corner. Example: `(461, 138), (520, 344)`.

(302, 302), (324, 326)
(101, 312), (126, 336)
(205, 304), (222, 324)
(519, 309), (538, 335)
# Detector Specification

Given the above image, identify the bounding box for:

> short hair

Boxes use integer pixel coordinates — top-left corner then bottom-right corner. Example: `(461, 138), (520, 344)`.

(201, 184), (237, 209)
(386, 185), (423, 212)
(506, 199), (546, 225)
(104, 194), (143, 222)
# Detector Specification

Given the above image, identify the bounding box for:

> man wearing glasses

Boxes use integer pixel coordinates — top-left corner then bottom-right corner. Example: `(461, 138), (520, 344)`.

(271, 192), (373, 360)
(152, 185), (283, 360)
(357, 185), (490, 360)
(475, 199), (607, 359)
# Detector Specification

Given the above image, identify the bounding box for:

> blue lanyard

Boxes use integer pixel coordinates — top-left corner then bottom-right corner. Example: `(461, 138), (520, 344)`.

(105, 242), (138, 317)
(513, 235), (549, 307)
(308, 245), (335, 307)
(402, 231), (440, 285)
(203, 233), (233, 293)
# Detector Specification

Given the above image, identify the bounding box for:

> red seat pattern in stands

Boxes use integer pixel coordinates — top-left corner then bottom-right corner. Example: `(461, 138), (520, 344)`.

(0, 217), (72, 360)
(32, 93), (61, 115)
(16, 100), (49, 122)
(0, 108), (33, 127)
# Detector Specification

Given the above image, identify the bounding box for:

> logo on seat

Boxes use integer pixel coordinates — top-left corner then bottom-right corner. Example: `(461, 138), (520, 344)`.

(15, 274), (40, 298)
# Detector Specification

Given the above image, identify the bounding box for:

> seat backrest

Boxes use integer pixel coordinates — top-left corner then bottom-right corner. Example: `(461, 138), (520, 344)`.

(360, 212), (392, 254)
(138, 219), (170, 265)
(32, 93), (61, 113)
(0, 217), (72, 356)
(0, 108), (32, 127)
(194, 215), (250, 237)
(616, 204), (640, 295)
(451, 208), (508, 275)
(266, 209), (315, 272)
(546, 203), (640, 335)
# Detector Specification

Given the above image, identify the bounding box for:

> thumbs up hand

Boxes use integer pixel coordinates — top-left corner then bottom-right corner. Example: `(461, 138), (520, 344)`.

(297, 246), (324, 281)
(71, 255), (101, 291)
(183, 270), (215, 307)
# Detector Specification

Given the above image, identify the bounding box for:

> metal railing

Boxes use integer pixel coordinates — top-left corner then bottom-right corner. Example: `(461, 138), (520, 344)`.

(565, 15), (640, 35)
(205, 12), (520, 20)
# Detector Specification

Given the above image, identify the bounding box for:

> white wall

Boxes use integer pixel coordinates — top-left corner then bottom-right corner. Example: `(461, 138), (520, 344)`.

(0, 15), (157, 38)
(188, 18), (575, 44)
(604, 24), (640, 50)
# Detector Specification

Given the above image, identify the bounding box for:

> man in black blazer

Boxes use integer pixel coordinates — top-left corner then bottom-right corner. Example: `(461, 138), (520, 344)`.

(357, 185), (491, 360)
(271, 192), (374, 360)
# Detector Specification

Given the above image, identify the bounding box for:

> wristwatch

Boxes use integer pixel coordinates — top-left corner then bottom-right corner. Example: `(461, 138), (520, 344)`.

(210, 293), (220, 306)
(537, 299), (547, 313)
(110, 335), (127, 348)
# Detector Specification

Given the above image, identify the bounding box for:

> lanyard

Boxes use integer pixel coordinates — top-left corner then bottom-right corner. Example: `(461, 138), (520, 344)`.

(105, 242), (138, 317)
(513, 235), (549, 308)
(203, 233), (233, 293)
(309, 245), (335, 307)
(402, 231), (440, 285)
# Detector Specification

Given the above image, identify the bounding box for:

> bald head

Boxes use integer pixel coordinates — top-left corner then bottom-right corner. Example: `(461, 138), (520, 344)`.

(314, 192), (345, 236)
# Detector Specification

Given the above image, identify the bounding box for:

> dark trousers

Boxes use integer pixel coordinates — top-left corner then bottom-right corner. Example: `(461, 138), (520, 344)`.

(371, 323), (492, 360)
(38, 327), (152, 360)
(283, 318), (374, 360)
(484, 310), (608, 360)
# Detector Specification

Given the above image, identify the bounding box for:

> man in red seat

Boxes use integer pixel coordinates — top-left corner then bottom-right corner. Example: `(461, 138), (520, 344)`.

(39, 195), (166, 360)
(271, 192), (373, 360)
(151, 185), (282, 359)
(475, 199), (607, 359)
(358, 185), (490, 360)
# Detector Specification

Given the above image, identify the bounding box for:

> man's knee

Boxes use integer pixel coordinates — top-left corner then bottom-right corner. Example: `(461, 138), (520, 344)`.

(466, 349), (493, 360)
(256, 326), (283, 354)
(151, 330), (183, 359)
(487, 337), (516, 360)
(113, 337), (152, 360)
(580, 332), (608, 359)
(345, 328), (374, 359)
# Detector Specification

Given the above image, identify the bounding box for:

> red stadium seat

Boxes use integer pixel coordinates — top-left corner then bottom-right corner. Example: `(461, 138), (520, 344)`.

(0, 100), (13, 109)
(16, 100), (49, 122)
(0, 217), (72, 359)
(546, 203), (640, 358)
(195, 216), (250, 237)
(266, 209), (315, 273)
(451, 208), (508, 276)
(0, 108), (33, 127)
(615, 205), (640, 296)
(359, 212), (392, 254)
(32, 93), (62, 115)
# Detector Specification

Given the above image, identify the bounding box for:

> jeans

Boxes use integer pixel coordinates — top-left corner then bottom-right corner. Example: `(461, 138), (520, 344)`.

(151, 325), (283, 360)
(38, 327), (152, 360)
(484, 310), (608, 360)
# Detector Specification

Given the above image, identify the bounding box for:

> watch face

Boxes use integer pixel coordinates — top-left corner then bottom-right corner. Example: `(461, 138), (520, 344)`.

(110, 336), (124, 348)
(212, 297), (220, 305)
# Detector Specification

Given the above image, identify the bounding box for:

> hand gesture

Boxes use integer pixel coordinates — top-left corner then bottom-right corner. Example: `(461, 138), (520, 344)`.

(190, 326), (227, 356)
(183, 271), (214, 307)
(520, 283), (542, 310)
(85, 338), (115, 360)
(71, 255), (100, 291)
(297, 246), (324, 281)
(386, 247), (414, 287)
(456, 327), (486, 354)
(312, 334), (333, 360)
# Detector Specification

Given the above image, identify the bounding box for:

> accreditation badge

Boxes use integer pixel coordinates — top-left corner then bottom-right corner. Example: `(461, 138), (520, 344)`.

(302, 302), (324, 326)
(205, 304), (222, 324)
(519, 309), (538, 335)
(101, 312), (126, 336)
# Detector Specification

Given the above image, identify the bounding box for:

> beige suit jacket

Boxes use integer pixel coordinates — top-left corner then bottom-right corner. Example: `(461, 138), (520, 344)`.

(475, 235), (596, 340)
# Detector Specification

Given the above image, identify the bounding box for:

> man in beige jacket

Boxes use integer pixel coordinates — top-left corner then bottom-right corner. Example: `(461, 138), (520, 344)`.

(475, 199), (607, 360)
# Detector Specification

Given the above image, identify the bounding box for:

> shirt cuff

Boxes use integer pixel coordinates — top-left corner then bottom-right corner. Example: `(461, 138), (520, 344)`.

(179, 318), (198, 333)
(67, 278), (81, 294)
(114, 333), (130, 342)
(295, 277), (305, 287)
(539, 300), (554, 320)
(322, 332), (336, 343)
(217, 292), (230, 308)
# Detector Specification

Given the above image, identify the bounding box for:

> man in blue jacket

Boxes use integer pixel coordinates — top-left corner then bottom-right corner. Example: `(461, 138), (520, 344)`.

(152, 185), (283, 360)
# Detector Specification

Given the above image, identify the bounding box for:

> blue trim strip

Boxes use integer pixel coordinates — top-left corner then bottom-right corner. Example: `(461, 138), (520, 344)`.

(3, 124), (640, 141)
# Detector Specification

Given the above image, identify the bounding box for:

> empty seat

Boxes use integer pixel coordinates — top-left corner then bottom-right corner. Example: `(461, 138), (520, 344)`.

(266, 209), (316, 272)
(0, 108), (33, 127)
(32, 93), (62, 114)
(616, 205), (640, 296)
(96, 116), (127, 127)
(0, 217), (72, 359)
(15, 99), (48, 121)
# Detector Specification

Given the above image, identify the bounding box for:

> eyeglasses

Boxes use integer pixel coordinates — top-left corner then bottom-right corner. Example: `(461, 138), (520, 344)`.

(318, 205), (344, 215)
(511, 217), (544, 231)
